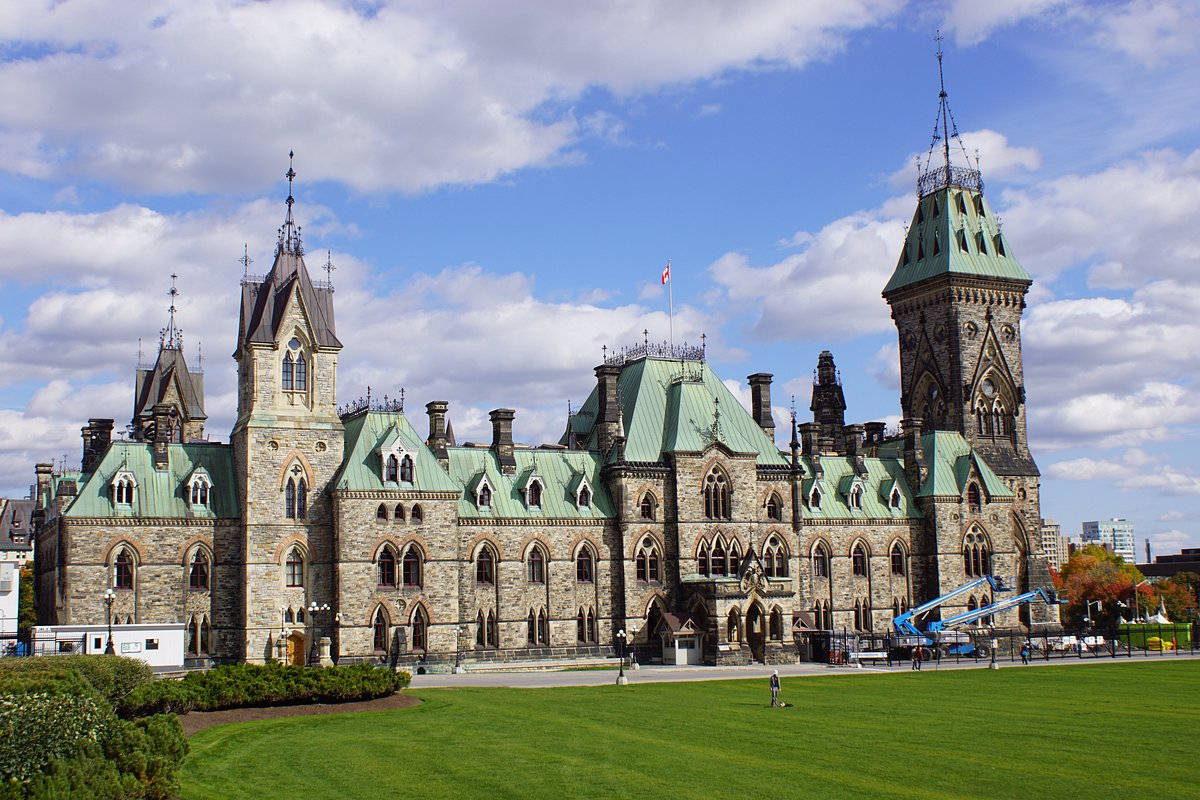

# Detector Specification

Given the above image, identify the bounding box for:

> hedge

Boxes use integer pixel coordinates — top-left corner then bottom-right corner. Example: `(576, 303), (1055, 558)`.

(0, 691), (115, 783)
(0, 656), (152, 705)
(119, 662), (411, 718)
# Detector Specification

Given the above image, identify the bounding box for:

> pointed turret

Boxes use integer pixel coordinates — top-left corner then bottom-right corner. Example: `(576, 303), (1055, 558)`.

(132, 274), (207, 443)
(810, 351), (847, 453)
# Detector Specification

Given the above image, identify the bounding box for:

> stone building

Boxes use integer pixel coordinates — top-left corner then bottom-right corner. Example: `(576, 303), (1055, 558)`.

(33, 89), (1059, 667)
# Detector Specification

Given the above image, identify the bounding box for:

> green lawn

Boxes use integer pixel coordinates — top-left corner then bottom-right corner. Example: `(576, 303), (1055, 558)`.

(179, 662), (1200, 800)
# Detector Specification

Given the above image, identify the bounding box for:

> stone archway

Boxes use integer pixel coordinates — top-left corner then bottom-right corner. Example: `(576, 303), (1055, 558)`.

(286, 631), (306, 666)
(746, 603), (766, 663)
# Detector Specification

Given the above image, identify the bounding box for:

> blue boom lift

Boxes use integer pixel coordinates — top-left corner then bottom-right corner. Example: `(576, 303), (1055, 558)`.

(892, 575), (1061, 657)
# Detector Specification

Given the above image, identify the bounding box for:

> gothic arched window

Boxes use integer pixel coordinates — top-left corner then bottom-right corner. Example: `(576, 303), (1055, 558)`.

(711, 539), (727, 577)
(285, 548), (304, 587)
(769, 608), (783, 640)
(188, 550), (209, 590)
(376, 503), (388, 521)
(639, 493), (656, 520)
(476, 546), (495, 585)
(703, 467), (731, 520)
(527, 546), (545, 583)
(114, 549), (134, 590)
(764, 537), (788, 578)
(812, 542), (830, 579)
(963, 529), (992, 578)
(636, 537), (660, 583)
(411, 606), (428, 651)
(765, 493), (782, 521)
(293, 353), (307, 391)
(410, 504), (423, 523)
(852, 543), (868, 577)
(575, 546), (594, 583)
(399, 455), (414, 483)
(726, 610), (740, 642)
(527, 480), (542, 509)
(378, 547), (397, 587)
(967, 482), (982, 515)
(385, 454), (398, 483)
(372, 608), (389, 652)
(402, 546), (422, 587)
(890, 543), (906, 577)
(698, 543), (710, 576)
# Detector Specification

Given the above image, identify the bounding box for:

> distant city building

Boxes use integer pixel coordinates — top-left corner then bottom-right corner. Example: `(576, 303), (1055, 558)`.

(1082, 519), (1135, 563)
(0, 498), (34, 565)
(1138, 547), (1200, 579)
(1039, 518), (1063, 570)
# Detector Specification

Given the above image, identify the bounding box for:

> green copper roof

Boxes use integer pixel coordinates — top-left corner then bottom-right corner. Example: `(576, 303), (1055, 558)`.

(572, 357), (787, 465)
(883, 186), (1031, 295)
(447, 447), (612, 519)
(65, 442), (238, 519)
(802, 456), (917, 520)
(877, 431), (1013, 499)
(333, 411), (460, 493)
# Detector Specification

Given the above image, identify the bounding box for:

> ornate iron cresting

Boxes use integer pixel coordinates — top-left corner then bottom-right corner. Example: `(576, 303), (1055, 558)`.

(603, 339), (705, 367)
(917, 164), (984, 197)
(338, 387), (405, 418)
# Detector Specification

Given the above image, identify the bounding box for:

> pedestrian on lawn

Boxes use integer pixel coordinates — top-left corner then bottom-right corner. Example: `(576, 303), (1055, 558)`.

(1020, 643), (1029, 665)
(912, 646), (923, 671)
(770, 670), (781, 706)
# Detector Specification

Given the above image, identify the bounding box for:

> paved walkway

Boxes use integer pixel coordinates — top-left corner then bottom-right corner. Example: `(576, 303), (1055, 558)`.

(408, 652), (1200, 689)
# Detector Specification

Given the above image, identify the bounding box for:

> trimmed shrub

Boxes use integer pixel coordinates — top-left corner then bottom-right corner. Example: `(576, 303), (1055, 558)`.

(119, 663), (410, 718)
(0, 690), (115, 783)
(103, 716), (188, 800)
(0, 656), (152, 705)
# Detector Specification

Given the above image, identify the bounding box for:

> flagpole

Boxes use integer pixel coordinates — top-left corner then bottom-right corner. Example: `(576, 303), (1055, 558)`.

(667, 259), (674, 349)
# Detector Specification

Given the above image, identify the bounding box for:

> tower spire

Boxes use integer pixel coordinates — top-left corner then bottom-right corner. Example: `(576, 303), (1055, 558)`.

(277, 150), (303, 257)
(160, 273), (182, 350)
(917, 33), (982, 197)
(936, 31), (951, 179)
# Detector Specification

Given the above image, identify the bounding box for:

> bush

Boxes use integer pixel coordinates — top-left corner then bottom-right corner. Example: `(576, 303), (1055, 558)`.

(103, 716), (188, 800)
(0, 690), (115, 783)
(0, 656), (152, 705)
(119, 663), (410, 718)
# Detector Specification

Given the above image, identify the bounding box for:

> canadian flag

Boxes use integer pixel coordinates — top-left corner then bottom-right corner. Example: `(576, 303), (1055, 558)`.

(661, 261), (671, 285)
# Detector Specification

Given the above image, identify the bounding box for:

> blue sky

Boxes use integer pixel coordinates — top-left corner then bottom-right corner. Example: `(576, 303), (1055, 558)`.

(1, 0), (1198, 555)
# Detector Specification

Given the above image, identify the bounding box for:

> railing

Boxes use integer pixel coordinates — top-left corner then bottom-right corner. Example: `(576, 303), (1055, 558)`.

(917, 164), (984, 197)
(338, 390), (405, 418)
(605, 339), (704, 367)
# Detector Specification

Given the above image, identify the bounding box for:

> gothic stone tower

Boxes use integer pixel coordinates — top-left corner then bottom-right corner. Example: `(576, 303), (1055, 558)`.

(230, 157), (345, 661)
(882, 50), (1055, 627)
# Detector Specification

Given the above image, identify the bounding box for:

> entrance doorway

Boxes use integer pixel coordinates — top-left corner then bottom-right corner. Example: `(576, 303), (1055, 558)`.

(286, 631), (306, 666)
(746, 604), (766, 662)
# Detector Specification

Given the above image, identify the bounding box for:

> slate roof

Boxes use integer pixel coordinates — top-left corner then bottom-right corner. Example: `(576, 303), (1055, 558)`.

(64, 442), (238, 519)
(333, 411), (460, 493)
(883, 185), (1031, 295)
(0, 498), (34, 552)
(133, 345), (206, 423)
(570, 357), (787, 466)
(447, 447), (613, 520)
(239, 249), (340, 349)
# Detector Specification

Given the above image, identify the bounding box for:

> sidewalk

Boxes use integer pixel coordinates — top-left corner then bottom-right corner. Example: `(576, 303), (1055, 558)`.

(408, 651), (1200, 689)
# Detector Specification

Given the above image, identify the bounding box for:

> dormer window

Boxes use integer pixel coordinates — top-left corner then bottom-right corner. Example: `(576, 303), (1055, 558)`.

(385, 454), (398, 482)
(477, 478), (493, 509)
(932, 234), (940, 256)
(578, 485), (591, 508)
(955, 192), (967, 214)
(572, 475), (593, 510)
(973, 195), (985, 216)
(890, 487), (902, 510)
(975, 231), (988, 254)
(524, 476), (544, 510)
(849, 484), (864, 510)
(380, 436), (414, 485)
(993, 234), (1006, 257)
(282, 337), (308, 392)
(809, 485), (821, 509)
(956, 229), (969, 252)
(188, 473), (212, 507)
(399, 455), (413, 483)
(112, 472), (137, 506)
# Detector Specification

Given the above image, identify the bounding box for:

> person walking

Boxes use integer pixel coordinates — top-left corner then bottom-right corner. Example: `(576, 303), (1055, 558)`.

(1020, 642), (1030, 665)
(769, 670), (781, 707)
(912, 646), (923, 671)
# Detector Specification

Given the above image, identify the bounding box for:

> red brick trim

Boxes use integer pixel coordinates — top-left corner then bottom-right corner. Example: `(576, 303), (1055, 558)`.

(276, 450), (315, 490)
(272, 533), (309, 564)
(103, 536), (145, 565)
(176, 534), (213, 565)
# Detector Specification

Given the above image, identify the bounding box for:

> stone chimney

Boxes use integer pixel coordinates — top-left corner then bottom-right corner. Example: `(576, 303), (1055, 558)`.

(34, 463), (53, 509)
(425, 401), (449, 462)
(810, 350), (847, 452)
(594, 364), (622, 457)
(747, 373), (775, 441)
(863, 421), (886, 448)
(901, 417), (927, 490)
(798, 422), (822, 480)
(81, 418), (114, 473)
(843, 423), (867, 477)
(152, 403), (171, 471)
(489, 408), (517, 474)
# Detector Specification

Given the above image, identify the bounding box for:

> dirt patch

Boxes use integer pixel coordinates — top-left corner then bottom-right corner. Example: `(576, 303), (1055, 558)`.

(179, 693), (420, 736)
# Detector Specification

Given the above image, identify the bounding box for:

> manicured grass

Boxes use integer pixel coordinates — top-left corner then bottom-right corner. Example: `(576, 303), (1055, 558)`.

(179, 662), (1200, 800)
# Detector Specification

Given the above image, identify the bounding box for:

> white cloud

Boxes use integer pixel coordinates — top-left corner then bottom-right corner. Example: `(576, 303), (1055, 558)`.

(890, 129), (1042, 189)
(1147, 528), (1193, 554)
(940, 0), (1074, 46)
(709, 207), (905, 340)
(0, 0), (905, 194)
(1046, 451), (1200, 496)
(1092, 0), (1200, 67)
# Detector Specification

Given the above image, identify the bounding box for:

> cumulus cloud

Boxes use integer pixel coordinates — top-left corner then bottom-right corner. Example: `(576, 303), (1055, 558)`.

(1046, 451), (1200, 496)
(0, 0), (904, 194)
(940, 0), (1073, 46)
(1092, 0), (1200, 67)
(890, 129), (1042, 189)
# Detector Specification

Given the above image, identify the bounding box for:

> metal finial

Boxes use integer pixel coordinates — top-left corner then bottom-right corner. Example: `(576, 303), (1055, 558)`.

(700, 332), (706, 359)
(643, 328), (649, 347)
(239, 243), (253, 279)
(323, 249), (336, 287)
(399, 387), (405, 412)
(160, 273), (182, 350)
(602, 344), (608, 361)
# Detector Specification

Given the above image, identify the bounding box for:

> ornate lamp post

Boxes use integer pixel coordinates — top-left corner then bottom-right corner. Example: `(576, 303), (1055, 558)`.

(103, 588), (115, 655)
(307, 601), (331, 666)
(454, 624), (469, 674)
(615, 629), (628, 686)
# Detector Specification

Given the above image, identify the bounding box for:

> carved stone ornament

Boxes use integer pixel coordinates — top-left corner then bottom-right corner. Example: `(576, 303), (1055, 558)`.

(740, 561), (767, 595)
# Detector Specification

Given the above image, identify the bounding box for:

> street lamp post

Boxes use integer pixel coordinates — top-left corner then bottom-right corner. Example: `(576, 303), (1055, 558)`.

(616, 629), (628, 686)
(1133, 579), (1149, 623)
(307, 601), (330, 665)
(454, 624), (469, 674)
(103, 588), (115, 655)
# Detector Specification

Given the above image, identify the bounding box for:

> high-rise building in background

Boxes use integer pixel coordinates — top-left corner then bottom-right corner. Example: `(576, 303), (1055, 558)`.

(1081, 518), (1135, 563)
(1039, 518), (1063, 570)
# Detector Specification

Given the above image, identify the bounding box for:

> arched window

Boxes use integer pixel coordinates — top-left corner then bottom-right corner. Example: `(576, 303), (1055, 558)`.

(190, 477), (210, 506)
(892, 598), (902, 618)
(200, 615), (211, 654)
(286, 473), (308, 519)
(980, 595), (993, 625)
(852, 543), (868, 577)
(486, 610), (499, 647)
(402, 546), (422, 587)
(576, 609), (586, 643)
(726, 610), (740, 642)
(812, 542), (830, 579)
(636, 537), (660, 583)
(296, 479), (307, 519)
(410, 504), (423, 523)
(285, 548), (304, 587)
(293, 352), (307, 391)
(378, 547), (397, 587)
(394, 504), (406, 521)
(538, 609), (548, 645)
(890, 487), (902, 510)
(639, 493), (656, 520)
(711, 539), (727, 577)
(578, 485), (591, 508)
(764, 537), (788, 578)
(285, 608), (295, 624)
(810, 485), (822, 508)
(385, 454), (398, 482)
(411, 606), (427, 651)
(769, 608), (783, 640)
(703, 467), (731, 520)
(186, 615), (197, 654)
(967, 482), (982, 514)
(967, 595), (978, 614)
(114, 475), (136, 505)
(376, 503), (388, 521)
(476, 611), (485, 646)
(765, 493), (782, 521)
(527, 546), (545, 583)
(282, 350), (294, 391)
(586, 608), (596, 643)
(478, 484), (492, 509)
(890, 543), (906, 577)
(114, 549), (134, 590)
(963, 529), (992, 578)
(372, 608), (389, 652)
(527, 480), (542, 509)
(476, 546), (495, 585)
(285, 478), (296, 518)
(399, 455), (414, 483)
(527, 610), (538, 645)
(296, 607), (305, 623)
(849, 484), (864, 510)
(576, 547), (594, 583)
(188, 550), (209, 590)
(698, 544), (709, 576)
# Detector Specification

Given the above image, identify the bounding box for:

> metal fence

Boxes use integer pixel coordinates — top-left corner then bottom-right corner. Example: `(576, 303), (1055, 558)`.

(812, 622), (1196, 667)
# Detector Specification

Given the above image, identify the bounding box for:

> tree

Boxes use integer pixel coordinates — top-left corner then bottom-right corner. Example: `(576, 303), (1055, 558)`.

(1146, 576), (1198, 622)
(18, 562), (35, 634)
(1054, 546), (1147, 627)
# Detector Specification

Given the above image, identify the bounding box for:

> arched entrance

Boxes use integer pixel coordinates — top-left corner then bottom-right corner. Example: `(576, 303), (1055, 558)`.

(745, 603), (766, 663)
(286, 631), (306, 666)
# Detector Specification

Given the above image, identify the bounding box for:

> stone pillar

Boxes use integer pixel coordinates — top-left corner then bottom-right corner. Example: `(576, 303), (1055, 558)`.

(489, 409), (517, 474)
(426, 401), (449, 463)
(594, 364), (621, 457)
(152, 404), (171, 471)
(747, 372), (774, 441)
